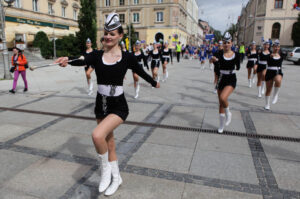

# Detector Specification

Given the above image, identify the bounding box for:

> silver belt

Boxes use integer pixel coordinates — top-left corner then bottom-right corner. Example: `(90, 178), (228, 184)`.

(220, 70), (236, 75)
(248, 58), (257, 61)
(259, 61), (267, 65)
(138, 61), (143, 65)
(267, 66), (281, 70)
(162, 56), (170, 58)
(97, 84), (124, 97)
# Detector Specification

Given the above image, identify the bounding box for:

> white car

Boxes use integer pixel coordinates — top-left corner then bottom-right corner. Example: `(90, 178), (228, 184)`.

(287, 47), (300, 65)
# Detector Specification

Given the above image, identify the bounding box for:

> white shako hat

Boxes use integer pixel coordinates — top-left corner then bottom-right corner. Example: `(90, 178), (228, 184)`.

(263, 40), (269, 45)
(251, 41), (256, 45)
(86, 38), (91, 43)
(219, 40), (223, 45)
(223, 32), (232, 42)
(104, 13), (122, 32)
(135, 40), (141, 45)
(273, 39), (280, 46)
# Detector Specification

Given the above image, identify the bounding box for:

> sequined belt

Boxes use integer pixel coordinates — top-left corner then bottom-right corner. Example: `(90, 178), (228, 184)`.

(97, 84), (124, 97)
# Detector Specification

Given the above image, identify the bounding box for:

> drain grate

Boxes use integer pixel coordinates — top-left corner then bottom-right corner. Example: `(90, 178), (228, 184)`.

(1, 106), (299, 143)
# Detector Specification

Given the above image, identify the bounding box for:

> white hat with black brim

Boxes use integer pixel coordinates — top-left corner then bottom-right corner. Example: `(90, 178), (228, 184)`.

(104, 13), (122, 32)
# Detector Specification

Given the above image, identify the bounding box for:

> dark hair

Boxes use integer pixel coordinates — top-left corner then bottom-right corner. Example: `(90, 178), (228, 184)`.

(12, 47), (24, 59)
(100, 37), (104, 42)
(117, 26), (124, 34)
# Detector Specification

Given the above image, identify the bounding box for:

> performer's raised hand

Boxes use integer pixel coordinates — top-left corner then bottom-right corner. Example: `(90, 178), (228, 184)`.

(55, 57), (69, 67)
(211, 56), (218, 63)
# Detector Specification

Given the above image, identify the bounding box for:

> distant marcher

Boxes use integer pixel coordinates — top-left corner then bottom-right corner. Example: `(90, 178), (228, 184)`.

(9, 47), (28, 94)
(176, 42), (181, 63)
(239, 42), (245, 63)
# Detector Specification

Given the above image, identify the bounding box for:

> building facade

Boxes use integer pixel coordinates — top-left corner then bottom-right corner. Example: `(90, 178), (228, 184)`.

(1, 0), (80, 49)
(97, 0), (202, 48)
(237, 0), (300, 47)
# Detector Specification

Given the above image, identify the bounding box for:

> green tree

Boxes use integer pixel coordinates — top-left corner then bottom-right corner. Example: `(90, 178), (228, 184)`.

(123, 23), (138, 51)
(292, 13), (300, 46)
(77, 0), (97, 52)
(55, 34), (81, 57)
(33, 31), (52, 58)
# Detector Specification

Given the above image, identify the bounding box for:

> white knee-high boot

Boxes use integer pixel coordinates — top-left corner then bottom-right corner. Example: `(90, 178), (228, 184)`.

(252, 74), (256, 84)
(272, 87), (280, 104)
(134, 82), (140, 99)
(264, 96), (271, 110)
(105, 161), (122, 196)
(218, 114), (226, 133)
(261, 81), (265, 94)
(98, 152), (112, 193)
(225, 107), (232, 126)
(248, 79), (252, 88)
(258, 86), (262, 98)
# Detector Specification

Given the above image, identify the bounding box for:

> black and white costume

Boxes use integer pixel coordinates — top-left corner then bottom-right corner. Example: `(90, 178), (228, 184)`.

(83, 49), (95, 71)
(246, 50), (258, 68)
(149, 50), (161, 69)
(265, 55), (283, 81)
(70, 50), (157, 121)
(161, 48), (172, 63)
(216, 51), (240, 91)
(257, 51), (270, 73)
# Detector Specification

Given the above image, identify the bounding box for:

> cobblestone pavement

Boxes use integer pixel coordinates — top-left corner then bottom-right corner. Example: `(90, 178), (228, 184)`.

(0, 57), (299, 199)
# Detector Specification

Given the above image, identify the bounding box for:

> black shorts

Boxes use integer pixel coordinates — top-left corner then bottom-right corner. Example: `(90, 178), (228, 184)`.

(217, 74), (237, 90)
(257, 64), (267, 73)
(94, 93), (129, 121)
(162, 58), (170, 63)
(265, 70), (283, 81)
(151, 60), (160, 69)
(246, 61), (255, 68)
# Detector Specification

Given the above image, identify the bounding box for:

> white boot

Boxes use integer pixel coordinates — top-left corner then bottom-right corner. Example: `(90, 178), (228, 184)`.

(252, 74), (256, 84)
(225, 107), (232, 126)
(88, 82), (93, 95)
(272, 87), (280, 104)
(248, 79), (252, 88)
(134, 84), (140, 99)
(218, 114), (226, 133)
(162, 73), (166, 82)
(105, 161), (122, 196)
(261, 81), (265, 94)
(264, 96), (271, 110)
(258, 86), (262, 98)
(166, 70), (169, 79)
(98, 152), (112, 193)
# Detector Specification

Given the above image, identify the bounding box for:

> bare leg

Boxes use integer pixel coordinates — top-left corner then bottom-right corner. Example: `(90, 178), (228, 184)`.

(218, 86), (234, 113)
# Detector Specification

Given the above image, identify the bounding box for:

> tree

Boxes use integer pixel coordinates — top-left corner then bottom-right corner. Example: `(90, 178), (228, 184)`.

(55, 34), (81, 57)
(123, 23), (138, 51)
(33, 31), (52, 59)
(292, 13), (300, 46)
(77, 0), (97, 52)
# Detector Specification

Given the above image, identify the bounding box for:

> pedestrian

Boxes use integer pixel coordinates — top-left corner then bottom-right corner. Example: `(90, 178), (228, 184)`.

(239, 42), (245, 63)
(142, 43), (150, 71)
(246, 41), (258, 88)
(9, 47), (28, 94)
(176, 41), (181, 63)
(181, 44), (185, 57)
(211, 32), (240, 133)
(149, 41), (161, 82)
(256, 41), (270, 98)
(161, 41), (173, 82)
(264, 40), (283, 110)
(55, 13), (160, 196)
(84, 38), (95, 95)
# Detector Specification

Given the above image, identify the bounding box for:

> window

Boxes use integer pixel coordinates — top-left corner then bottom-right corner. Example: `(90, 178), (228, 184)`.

(73, 9), (78, 20)
(274, 0), (283, 8)
(14, 0), (21, 8)
(156, 12), (163, 22)
(120, 0), (124, 5)
(105, 0), (110, 6)
(157, 0), (163, 3)
(133, 13), (139, 23)
(295, 48), (300, 53)
(257, 26), (262, 30)
(62, 6), (66, 17)
(134, 0), (139, 4)
(134, 32), (139, 39)
(119, 14), (125, 23)
(33, 0), (38, 11)
(271, 23), (281, 39)
(48, 3), (53, 15)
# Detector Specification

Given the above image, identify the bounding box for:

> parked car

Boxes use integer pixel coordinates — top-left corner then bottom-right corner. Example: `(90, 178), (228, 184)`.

(281, 47), (294, 60)
(287, 47), (300, 65)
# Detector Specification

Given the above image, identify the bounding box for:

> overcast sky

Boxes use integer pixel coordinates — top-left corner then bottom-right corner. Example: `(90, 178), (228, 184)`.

(197, 0), (249, 33)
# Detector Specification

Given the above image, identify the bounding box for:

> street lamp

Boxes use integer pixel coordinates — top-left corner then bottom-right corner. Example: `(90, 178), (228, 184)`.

(1, 0), (15, 79)
(51, 9), (56, 59)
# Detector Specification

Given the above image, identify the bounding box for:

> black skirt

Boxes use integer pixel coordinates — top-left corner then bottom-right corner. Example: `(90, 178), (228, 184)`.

(257, 64), (267, 73)
(94, 93), (129, 121)
(217, 74), (237, 90)
(265, 69), (283, 81)
(151, 60), (160, 69)
(162, 58), (170, 63)
(246, 61), (255, 68)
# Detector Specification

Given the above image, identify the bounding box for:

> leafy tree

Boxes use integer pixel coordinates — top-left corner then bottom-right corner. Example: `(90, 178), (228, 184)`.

(77, 0), (97, 52)
(292, 13), (300, 46)
(33, 31), (52, 58)
(55, 34), (81, 57)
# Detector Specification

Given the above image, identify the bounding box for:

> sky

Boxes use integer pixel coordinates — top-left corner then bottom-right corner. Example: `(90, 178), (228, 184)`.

(197, 0), (249, 33)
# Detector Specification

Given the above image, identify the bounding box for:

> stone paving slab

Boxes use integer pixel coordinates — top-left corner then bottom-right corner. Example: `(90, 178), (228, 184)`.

(126, 102), (160, 122)
(0, 124), (33, 142)
(182, 183), (263, 199)
(146, 128), (198, 149)
(4, 158), (91, 199)
(250, 112), (300, 138)
(202, 109), (246, 133)
(268, 158), (300, 191)
(189, 150), (259, 185)
(195, 133), (252, 156)
(128, 143), (194, 174)
(0, 150), (41, 188)
(0, 94), (37, 107)
(0, 187), (42, 199)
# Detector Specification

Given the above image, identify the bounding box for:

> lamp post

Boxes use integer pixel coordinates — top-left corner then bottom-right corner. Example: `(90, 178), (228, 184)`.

(1, 0), (15, 79)
(51, 9), (56, 59)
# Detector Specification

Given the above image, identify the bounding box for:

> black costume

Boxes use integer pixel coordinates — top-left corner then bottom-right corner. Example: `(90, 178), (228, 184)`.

(257, 51), (270, 73)
(216, 52), (240, 90)
(133, 51), (146, 71)
(69, 50), (157, 121)
(149, 50), (161, 69)
(161, 48), (173, 63)
(246, 51), (258, 68)
(265, 55), (283, 81)
(83, 50), (95, 71)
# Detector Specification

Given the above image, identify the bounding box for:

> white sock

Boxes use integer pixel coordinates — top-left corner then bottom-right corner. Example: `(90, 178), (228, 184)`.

(272, 87), (280, 104)
(265, 96), (270, 110)
(224, 107), (232, 126)
(218, 113), (226, 133)
(258, 86), (262, 97)
(248, 79), (252, 87)
(261, 81), (265, 94)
